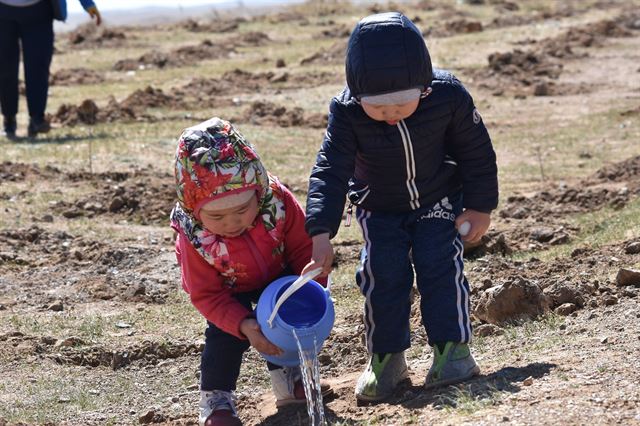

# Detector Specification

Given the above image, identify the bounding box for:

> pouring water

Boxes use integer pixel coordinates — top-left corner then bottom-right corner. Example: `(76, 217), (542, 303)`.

(293, 329), (326, 426)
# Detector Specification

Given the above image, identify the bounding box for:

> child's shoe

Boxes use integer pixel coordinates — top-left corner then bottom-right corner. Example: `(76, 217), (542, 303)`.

(424, 342), (480, 389)
(199, 390), (242, 426)
(269, 366), (333, 407)
(355, 352), (408, 402)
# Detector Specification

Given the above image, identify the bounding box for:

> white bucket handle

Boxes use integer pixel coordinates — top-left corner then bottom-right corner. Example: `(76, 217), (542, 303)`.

(267, 268), (323, 328)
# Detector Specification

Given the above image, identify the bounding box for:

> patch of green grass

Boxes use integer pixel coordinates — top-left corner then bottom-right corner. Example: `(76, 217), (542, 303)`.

(514, 197), (640, 263)
(505, 313), (564, 336)
(1, 375), (100, 423)
(439, 384), (505, 415)
(2, 292), (201, 345)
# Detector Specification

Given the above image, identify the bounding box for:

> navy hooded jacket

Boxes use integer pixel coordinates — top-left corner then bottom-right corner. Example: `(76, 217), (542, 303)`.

(305, 12), (499, 238)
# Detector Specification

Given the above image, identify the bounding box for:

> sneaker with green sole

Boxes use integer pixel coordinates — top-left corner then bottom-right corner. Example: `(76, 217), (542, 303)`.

(424, 342), (480, 389)
(355, 352), (408, 402)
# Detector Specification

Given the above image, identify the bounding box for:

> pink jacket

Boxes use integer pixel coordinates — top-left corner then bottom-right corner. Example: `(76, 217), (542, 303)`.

(175, 185), (321, 339)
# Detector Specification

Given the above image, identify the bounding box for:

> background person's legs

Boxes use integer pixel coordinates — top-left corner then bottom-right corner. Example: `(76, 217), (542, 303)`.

(0, 4), (20, 135)
(18, 1), (54, 134)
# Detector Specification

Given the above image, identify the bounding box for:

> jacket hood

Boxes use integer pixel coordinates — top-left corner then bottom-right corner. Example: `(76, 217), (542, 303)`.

(174, 117), (268, 215)
(345, 12), (433, 98)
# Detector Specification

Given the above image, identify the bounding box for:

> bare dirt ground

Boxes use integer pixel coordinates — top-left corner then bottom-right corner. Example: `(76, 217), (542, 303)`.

(1, 1), (640, 425)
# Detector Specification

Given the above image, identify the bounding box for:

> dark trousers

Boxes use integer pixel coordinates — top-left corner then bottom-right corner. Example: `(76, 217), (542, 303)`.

(0, 1), (54, 120)
(355, 191), (472, 354)
(200, 282), (288, 391)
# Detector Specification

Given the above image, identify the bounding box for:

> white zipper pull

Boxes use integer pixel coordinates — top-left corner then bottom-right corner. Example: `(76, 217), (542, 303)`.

(345, 203), (353, 227)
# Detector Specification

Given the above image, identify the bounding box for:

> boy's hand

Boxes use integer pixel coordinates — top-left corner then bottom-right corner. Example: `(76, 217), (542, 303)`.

(302, 233), (333, 277)
(240, 318), (283, 356)
(455, 209), (491, 243)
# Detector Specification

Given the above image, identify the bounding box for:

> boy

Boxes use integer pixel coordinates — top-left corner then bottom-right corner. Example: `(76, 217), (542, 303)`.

(302, 12), (498, 402)
(170, 117), (330, 425)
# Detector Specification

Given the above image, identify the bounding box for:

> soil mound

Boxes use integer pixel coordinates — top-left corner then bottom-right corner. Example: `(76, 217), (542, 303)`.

(235, 101), (327, 128)
(0, 226), (104, 270)
(0, 161), (61, 182)
(181, 17), (242, 33)
(67, 23), (127, 48)
(175, 68), (340, 105)
(500, 155), (640, 221)
(471, 15), (637, 97)
(237, 31), (271, 46)
(50, 68), (105, 86)
(50, 170), (175, 226)
(51, 87), (184, 126)
(300, 39), (348, 65)
(424, 19), (484, 37)
(50, 339), (201, 369)
(468, 240), (639, 324)
(318, 24), (352, 39)
(113, 40), (235, 71)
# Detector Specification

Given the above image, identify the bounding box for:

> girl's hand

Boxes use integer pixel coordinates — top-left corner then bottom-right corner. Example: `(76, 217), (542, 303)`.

(302, 233), (334, 278)
(455, 209), (491, 243)
(240, 318), (283, 356)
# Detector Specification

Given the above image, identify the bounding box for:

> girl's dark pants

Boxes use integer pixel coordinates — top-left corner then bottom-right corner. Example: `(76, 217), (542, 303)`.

(201, 285), (285, 391)
(355, 192), (472, 354)
(0, 1), (54, 122)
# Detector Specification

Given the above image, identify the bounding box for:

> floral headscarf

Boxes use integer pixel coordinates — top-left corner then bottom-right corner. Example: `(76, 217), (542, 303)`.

(170, 117), (286, 282)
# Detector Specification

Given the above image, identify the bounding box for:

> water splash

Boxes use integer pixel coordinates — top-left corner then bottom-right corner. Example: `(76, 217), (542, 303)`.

(292, 328), (325, 426)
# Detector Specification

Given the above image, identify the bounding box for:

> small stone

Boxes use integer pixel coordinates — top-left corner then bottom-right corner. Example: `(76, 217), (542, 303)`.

(616, 268), (640, 287)
(48, 301), (64, 312)
(625, 242), (640, 254)
(275, 58), (286, 68)
(125, 283), (146, 298)
(533, 82), (549, 96)
(115, 321), (132, 329)
(600, 336), (609, 344)
(475, 323), (504, 337)
(109, 196), (125, 212)
(138, 410), (155, 424)
(55, 336), (85, 347)
(555, 303), (576, 316)
(42, 214), (54, 223)
(58, 396), (71, 403)
(318, 353), (332, 364)
(523, 376), (533, 386)
(40, 336), (57, 345)
(62, 209), (83, 218)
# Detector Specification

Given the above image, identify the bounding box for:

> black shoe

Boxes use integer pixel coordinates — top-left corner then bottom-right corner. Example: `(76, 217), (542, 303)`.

(3, 116), (17, 139)
(28, 117), (51, 137)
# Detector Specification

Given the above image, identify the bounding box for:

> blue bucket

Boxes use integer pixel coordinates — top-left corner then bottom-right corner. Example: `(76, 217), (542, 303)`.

(256, 273), (334, 366)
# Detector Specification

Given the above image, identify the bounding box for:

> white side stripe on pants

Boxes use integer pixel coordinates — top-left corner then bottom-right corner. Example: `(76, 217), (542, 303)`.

(453, 236), (471, 342)
(356, 209), (376, 352)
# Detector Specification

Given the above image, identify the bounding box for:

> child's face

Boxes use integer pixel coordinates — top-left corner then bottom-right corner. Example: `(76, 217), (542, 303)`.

(361, 99), (420, 125)
(199, 194), (259, 238)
